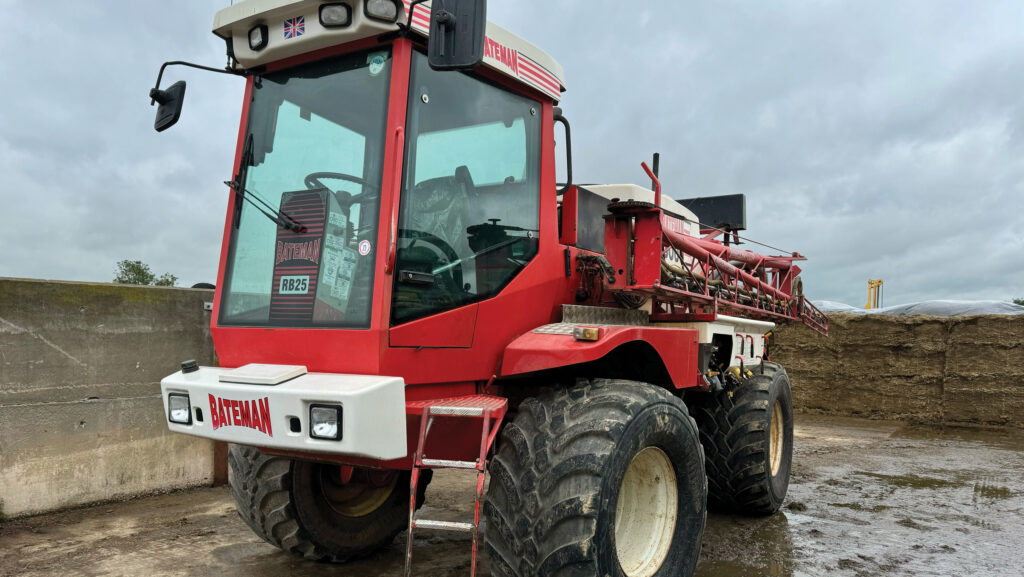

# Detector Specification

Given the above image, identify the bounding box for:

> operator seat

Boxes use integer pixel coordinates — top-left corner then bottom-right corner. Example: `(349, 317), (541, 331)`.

(393, 166), (477, 320)
(403, 165), (476, 265)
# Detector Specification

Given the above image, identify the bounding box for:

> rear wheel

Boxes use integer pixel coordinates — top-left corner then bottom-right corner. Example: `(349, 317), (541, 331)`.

(690, 362), (793, 515)
(228, 445), (430, 561)
(484, 380), (707, 577)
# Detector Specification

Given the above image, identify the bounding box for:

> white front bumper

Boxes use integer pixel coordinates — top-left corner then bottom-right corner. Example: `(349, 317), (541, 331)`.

(160, 366), (407, 460)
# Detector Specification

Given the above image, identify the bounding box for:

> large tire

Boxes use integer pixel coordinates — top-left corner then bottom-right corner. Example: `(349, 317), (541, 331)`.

(690, 362), (793, 515)
(484, 380), (707, 577)
(227, 445), (430, 562)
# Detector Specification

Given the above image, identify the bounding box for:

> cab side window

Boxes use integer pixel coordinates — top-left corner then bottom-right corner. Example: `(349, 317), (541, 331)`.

(393, 52), (541, 324)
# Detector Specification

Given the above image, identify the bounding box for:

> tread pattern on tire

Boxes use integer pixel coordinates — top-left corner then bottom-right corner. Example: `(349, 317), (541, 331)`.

(228, 444), (328, 560)
(690, 362), (786, 514)
(483, 380), (703, 577)
(227, 445), (430, 563)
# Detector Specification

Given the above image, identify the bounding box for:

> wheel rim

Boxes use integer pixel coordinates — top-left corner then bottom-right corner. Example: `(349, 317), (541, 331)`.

(316, 466), (398, 518)
(614, 447), (678, 577)
(770, 400), (784, 477)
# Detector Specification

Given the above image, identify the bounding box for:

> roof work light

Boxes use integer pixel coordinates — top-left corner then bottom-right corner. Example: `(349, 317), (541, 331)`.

(365, 0), (400, 22)
(319, 3), (352, 28)
(248, 24), (268, 51)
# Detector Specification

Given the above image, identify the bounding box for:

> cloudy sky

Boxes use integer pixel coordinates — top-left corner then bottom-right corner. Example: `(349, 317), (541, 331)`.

(1, 0), (1022, 306)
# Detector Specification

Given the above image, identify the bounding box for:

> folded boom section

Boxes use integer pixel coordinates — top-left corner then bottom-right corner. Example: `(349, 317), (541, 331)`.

(601, 191), (828, 335)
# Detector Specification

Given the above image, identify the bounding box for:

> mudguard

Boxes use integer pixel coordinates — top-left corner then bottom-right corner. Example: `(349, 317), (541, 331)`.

(500, 323), (702, 389)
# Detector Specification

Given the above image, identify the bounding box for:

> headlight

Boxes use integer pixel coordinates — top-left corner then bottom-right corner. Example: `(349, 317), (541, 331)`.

(319, 3), (352, 28)
(309, 404), (343, 440)
(168, 393), (193, 425)
(365, 0), (400, 22)
(248, 24), (268, 51)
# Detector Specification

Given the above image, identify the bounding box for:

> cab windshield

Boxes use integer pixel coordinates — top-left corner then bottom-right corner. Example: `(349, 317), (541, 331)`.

(220, 49), (392, 328)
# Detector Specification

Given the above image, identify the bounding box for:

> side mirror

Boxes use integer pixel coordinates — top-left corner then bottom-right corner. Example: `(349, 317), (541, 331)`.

(150, 80), (186, 132)
(428, 0), (487, 71)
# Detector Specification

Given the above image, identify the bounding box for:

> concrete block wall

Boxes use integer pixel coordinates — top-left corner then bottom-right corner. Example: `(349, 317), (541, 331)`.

(774, 313), (1024, 428)
(0, 278), (218, 518)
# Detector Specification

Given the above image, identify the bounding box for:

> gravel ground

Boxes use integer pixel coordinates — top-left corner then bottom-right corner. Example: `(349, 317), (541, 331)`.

(1, 415), (1021, 577)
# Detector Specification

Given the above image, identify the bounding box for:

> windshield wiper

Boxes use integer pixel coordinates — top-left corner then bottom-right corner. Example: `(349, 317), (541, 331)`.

(224, 180), (306, 233)
(226, 134), (305, 233)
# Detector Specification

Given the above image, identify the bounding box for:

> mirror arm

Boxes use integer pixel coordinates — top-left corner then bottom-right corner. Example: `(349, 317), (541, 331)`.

(554, 107), (573, 196)
(434, 8), (455, 56)
(149, 60), (246, 105)
(397, 0), (430, 36)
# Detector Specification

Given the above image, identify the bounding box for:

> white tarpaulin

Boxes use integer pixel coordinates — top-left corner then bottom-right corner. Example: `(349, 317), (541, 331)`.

(815, 300), (1024, 316)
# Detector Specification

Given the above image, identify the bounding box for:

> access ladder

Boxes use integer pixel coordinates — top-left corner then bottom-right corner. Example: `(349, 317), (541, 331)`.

(404, 395), (508, 577)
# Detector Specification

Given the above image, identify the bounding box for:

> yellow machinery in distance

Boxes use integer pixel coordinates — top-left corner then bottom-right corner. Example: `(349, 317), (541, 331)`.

(865, 279), (884, 309)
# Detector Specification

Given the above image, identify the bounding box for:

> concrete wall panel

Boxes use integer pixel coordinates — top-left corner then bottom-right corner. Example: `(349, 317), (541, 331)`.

(0, 278), (217, 518)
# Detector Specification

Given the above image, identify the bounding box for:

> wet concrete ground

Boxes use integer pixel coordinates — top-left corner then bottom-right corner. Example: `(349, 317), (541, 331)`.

(1, 415), (1022, 577)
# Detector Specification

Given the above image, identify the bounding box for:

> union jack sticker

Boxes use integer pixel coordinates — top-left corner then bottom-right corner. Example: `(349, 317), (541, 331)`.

(284, 16), (305, 39)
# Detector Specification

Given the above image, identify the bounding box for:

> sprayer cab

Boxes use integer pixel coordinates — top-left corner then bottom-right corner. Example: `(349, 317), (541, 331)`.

(203, 1), (567, 352)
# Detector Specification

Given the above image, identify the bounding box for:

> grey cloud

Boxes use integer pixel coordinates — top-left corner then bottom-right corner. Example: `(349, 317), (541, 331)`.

(493, 1), (1024, 305)
(1, 0), (1021, 305)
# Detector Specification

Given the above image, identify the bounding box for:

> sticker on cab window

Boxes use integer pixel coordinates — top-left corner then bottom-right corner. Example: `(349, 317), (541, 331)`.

(328, 212), (348, 229)
(321, 234), (358, 307)
(367, 52), (387, 76)
(358, 240), (372, 255)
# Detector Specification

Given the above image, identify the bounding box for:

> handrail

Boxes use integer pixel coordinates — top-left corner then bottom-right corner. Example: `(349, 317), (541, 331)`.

(385, 126), (405, 274)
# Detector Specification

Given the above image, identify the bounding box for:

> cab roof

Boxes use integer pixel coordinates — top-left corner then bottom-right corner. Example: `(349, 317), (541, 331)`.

(213, 0), (565, 101)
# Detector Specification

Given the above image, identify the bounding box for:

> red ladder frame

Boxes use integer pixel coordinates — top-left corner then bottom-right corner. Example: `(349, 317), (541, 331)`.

(405, 395), (508, 577)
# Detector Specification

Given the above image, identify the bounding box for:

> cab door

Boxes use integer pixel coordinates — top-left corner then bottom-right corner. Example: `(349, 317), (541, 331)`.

(389, 52), (542, 348)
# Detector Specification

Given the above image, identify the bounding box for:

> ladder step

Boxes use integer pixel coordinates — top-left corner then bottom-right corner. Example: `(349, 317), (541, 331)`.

(421, 458), (479, 469)
(429, 406), (485, 416)
(413, 519), (475, 533)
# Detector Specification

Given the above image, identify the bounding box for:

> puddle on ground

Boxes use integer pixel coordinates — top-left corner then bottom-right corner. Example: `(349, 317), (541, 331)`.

(973, 482), (1013, 500)
(892, 423), (1024, 451)
(698, 511), (798, 577)
(695, 418), (1024, 577)
(852, 471), (963, 490)
(828, 502), (891, 513)
(697, 558), (808, 577)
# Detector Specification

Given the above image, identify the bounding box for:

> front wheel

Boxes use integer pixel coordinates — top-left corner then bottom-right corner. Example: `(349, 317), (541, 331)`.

(227, 445), (430, 562)
(484, 380), (707, 577)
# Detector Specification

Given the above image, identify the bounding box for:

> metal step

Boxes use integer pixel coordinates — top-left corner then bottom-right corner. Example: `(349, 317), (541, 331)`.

(413, 519), (475, 533)
(421, 458), (479, 469)
(430, 406), (485, 416)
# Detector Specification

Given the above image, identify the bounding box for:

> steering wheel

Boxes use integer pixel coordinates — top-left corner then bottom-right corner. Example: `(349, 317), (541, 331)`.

(397, 228), (463, 289)
(304, 172), (379, 210)
(304, 171), (377, 191)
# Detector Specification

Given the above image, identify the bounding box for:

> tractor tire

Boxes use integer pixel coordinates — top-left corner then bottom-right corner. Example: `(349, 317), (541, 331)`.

(484, 380), (707, 577)
(689, 362), (793, 515)
(227, 444), (430, 562)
